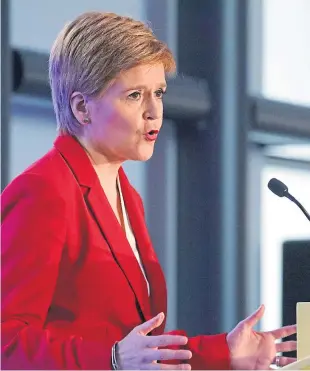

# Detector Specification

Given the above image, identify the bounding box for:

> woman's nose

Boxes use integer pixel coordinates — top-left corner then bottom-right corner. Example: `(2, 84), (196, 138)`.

(143, 101), (162, 121)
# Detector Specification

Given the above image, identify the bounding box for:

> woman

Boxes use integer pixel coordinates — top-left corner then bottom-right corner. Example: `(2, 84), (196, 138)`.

(1, 11), (296, 370)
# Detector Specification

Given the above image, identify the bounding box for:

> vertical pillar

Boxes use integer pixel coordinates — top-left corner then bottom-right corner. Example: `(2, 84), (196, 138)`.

(177, 0), (249, 334)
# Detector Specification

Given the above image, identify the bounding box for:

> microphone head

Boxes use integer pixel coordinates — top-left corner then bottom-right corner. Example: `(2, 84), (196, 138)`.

(268, 178), (288, 197)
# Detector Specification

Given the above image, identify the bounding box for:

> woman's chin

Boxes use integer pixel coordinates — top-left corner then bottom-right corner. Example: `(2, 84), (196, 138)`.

(137, 153), (154, 162)
(132, 148), (155, 162)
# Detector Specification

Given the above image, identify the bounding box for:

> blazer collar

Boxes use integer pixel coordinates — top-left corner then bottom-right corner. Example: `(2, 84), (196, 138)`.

(53, 135), (166, 324)
(54, 134), (98, 188)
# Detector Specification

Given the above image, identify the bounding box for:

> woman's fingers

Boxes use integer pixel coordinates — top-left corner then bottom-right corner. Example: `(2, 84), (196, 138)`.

(146, 362), (191, 370)
(146, 334), (188, 348)
(136, 313), (165, 335)
(143, 349), (192, 362)
(241, 305), (265, 329)
(274, 356), (296, 367)
(122, 318), (190, 369)
(268, 324), (296, 339)
(276, 340), (297, 353)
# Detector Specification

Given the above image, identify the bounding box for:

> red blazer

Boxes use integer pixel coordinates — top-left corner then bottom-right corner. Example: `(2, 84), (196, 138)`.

(1, 135), (230, 370)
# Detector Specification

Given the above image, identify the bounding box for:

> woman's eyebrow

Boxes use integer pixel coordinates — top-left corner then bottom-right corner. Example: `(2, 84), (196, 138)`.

(122, 83), (167, 93)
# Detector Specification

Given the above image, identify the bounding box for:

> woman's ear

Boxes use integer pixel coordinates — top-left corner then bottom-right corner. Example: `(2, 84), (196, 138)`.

(70, 92), (91, 125)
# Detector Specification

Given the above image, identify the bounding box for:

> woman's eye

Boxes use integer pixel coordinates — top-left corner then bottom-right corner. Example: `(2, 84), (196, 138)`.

(128, 91), (141, 100)
(155, 89), (166, 99)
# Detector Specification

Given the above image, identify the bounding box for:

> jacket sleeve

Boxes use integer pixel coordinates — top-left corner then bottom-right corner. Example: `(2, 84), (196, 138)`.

(1, 174), (117, 370)
(165, 330), (231, 370)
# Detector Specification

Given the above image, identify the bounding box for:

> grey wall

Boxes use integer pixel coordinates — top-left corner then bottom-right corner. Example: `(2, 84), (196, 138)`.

(10, 0), (146, 51)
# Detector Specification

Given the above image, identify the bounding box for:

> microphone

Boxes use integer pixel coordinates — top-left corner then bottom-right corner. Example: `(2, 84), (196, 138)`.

(268, 178), (310, 222)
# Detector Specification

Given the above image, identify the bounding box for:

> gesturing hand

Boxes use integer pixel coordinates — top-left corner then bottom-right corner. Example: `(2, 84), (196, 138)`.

(116, 313), (192, 370)
(227, 305), (297, 370)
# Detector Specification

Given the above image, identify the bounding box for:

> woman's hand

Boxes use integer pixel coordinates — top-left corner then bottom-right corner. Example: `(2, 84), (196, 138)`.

(116, 313), (192, 370)
(227, 305), (297, 370)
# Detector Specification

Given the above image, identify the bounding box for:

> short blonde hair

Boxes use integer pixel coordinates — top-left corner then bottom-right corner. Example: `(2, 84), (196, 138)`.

(49, 11), (176, 136)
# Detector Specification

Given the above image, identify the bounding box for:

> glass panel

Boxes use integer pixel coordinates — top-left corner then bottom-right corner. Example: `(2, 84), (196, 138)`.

(261, 0), (310, 106)
(11, 0), (146, 52)
(266, 144), (310, 162)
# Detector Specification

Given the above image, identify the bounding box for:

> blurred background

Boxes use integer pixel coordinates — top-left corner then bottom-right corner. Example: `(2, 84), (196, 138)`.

(1, 0), (309, 338)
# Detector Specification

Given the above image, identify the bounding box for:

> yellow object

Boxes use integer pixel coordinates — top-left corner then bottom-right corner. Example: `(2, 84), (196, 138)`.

(297, 302), (310, 360)
(282, 302), (310, 370)
(281, 355), (310, 370)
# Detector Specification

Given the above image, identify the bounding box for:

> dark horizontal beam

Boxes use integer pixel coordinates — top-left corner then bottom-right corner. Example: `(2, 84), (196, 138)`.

(12, 48), (211, 121)
(249, 97), (310, 140)
(164, 75), (211, 120)
(13, 49), (50, 97)
(12, 49), (310, 140)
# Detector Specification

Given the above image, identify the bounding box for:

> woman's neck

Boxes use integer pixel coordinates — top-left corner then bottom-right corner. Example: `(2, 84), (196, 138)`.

(94, 163), (120, 191)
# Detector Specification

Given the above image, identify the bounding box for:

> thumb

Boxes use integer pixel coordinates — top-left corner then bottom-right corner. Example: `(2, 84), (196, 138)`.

(135, 313), (165, 335)
(243, 304), (265, 328)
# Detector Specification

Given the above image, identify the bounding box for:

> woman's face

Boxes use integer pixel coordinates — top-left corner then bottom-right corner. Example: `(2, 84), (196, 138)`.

(74, 63), (167, 163)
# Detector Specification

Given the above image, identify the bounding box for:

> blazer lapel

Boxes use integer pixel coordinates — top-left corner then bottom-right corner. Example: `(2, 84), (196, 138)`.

(54, 135), (152, 321)
(119, 169), (167, 333)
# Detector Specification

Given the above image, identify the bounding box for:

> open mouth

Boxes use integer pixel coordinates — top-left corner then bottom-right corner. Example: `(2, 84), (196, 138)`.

(145, 130), (159, 141)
